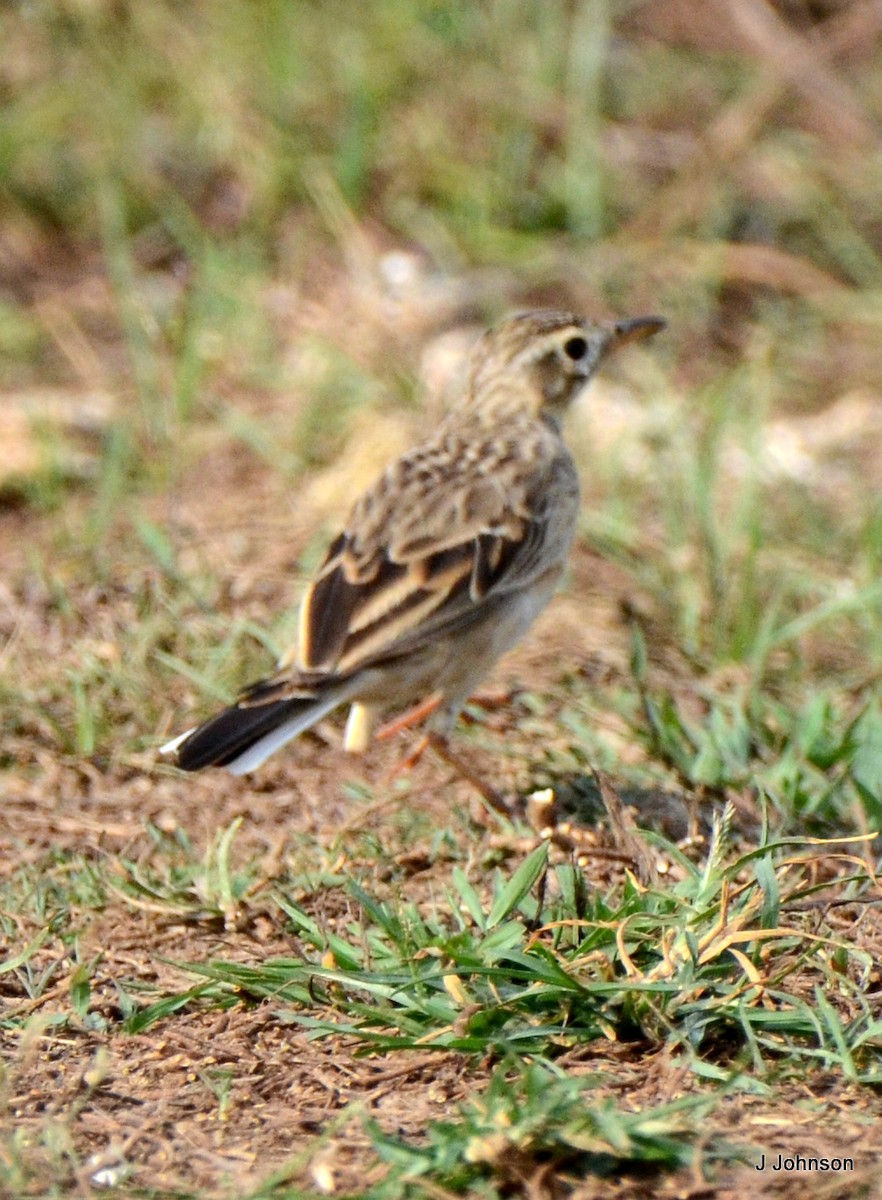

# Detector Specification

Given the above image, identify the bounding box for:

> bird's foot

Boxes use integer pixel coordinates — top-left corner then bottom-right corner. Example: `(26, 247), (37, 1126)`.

(375, 694), (443, 742)
(385, 730), (519, 819)
(425, 731), (520, 818)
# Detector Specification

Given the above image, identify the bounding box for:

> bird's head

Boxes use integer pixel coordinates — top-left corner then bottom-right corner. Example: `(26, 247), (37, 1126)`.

(465, 309), (665, 424)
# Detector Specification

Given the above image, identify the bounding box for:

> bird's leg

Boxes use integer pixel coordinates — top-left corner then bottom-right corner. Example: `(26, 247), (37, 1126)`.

(385, 729), (514, 817)
(425, 731), (514, 817)
(387, 732), (431, 775)
(375, 693), (443, 742)
(376, 688), (517, 743)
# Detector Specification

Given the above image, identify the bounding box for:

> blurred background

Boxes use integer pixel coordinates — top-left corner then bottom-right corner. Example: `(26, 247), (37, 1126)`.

(5, 1), (881, 421)
(3, 0), (882, 827)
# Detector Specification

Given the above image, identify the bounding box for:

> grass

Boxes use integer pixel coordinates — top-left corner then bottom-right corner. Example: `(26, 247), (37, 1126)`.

(116, 823), (881, 1083)
(4, 0), (882, 1196)
(4, 815), (880, 1193)
(2, 855), (879, 1196)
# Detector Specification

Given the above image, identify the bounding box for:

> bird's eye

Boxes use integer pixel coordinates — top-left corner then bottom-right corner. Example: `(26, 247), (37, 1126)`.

(563, 335), (588, 361)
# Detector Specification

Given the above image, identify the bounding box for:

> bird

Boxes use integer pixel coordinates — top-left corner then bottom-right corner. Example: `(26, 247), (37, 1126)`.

(160, 309), (664, 805)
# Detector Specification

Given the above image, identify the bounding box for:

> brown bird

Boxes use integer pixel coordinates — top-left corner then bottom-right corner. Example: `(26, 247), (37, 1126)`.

(161, 309), (664, 797)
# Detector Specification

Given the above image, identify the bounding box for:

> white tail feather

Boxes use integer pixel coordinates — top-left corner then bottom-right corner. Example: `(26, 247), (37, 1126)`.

(160, 727), (197, 756)
(225, 688), (354, 775)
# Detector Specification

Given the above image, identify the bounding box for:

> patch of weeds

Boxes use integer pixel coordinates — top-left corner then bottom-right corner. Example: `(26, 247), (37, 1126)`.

(0, 922), (71, 1027)
(0, 853), (107, 1031)
(627, 636), (882, 832)
(108, 818), (269, 929)
(369, 1059), (709, 1194)
(0, 853), (107, 930)
(126, 824), (882, 1088)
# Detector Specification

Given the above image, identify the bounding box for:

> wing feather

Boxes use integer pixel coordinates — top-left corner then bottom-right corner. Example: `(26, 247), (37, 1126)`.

(286, 416), (570, 678)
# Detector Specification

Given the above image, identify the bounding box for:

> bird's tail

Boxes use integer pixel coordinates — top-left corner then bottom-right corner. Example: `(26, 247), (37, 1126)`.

(160, 674), (357, 775)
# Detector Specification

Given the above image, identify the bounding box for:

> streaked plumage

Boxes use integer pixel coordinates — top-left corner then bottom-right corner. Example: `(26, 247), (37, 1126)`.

(161, 309), (664, 778)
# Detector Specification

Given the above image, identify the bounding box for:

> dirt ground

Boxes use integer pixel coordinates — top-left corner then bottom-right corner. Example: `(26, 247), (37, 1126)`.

(4, 736), (881, 1197)
(3, 496), (882, 1198)
(2, 254), (882, 1197)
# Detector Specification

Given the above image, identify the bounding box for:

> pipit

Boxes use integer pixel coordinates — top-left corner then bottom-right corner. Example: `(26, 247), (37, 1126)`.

(161, 309), (664, 804)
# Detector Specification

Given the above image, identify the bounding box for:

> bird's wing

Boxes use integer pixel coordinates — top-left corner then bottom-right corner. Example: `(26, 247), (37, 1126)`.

(286, 418), (572, 678)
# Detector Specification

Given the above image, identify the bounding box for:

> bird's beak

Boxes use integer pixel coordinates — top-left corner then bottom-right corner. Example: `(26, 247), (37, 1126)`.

(608, 315), (666, 348)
